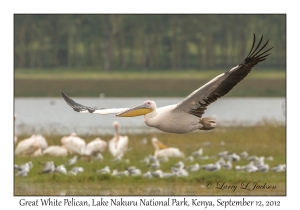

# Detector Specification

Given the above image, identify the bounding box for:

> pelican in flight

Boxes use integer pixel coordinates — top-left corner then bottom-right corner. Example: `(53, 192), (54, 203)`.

(62, 34), (272, 134)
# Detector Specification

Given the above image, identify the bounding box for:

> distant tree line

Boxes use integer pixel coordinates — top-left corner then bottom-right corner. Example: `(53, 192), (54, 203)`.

(14, 14), (286, 71)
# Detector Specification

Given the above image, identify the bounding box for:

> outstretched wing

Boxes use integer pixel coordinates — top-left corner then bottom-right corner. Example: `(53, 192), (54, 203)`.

(175, 33), (273, 118)
(61, 92), (128, 115)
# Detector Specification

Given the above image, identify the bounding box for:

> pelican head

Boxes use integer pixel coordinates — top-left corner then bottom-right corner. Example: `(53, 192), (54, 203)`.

(113, 121), (120, 129)
(113, 121), (120, 139)
(70, 132), (77, 137)
(116, 100), (155, 117)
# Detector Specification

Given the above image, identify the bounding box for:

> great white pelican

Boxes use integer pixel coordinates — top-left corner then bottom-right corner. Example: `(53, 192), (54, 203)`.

(61, 34), (272, 134)
(84, 137), (107, 157)
(61, 133), (86, 155)
(151, 137), (184, 158)
(15, 134), (48, 157)
(108, 121), (129, 159)
(43, 145), (69, 157)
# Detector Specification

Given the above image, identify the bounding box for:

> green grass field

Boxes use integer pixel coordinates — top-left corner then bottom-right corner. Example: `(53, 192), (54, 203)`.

(14, 69), (286, 97)
(14, 124), (286, 196)
(15, 69), (286, 80)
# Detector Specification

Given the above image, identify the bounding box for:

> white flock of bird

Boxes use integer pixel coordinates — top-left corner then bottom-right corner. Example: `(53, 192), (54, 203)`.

(15, 148), (286, 178)
(15, 134), (48, 157)
(14, 156), (87, 176)
(14, 121), (127, 160)
(137, 150), (285, 179)
(15, 115), (285, 178)
(40, 128), (281, 180)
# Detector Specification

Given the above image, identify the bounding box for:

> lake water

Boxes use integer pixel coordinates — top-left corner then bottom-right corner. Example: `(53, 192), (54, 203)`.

(14, 97), (286, 136)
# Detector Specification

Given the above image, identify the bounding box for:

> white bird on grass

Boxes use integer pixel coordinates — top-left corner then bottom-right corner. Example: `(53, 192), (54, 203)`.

(185, 155), (194, 162)
(68, 167), (84, 175)
(217, 158), (232, 170)
(254, 156), (265, 168)
(151, 137), (184, 158)
(162, 172), (176, 178)
(236, 161), (258, 173)
(97, 166), (111, 174)
(149, 159), (160, 169)
(34, 134), (48, 150)
(247, 155), (259, 161)
(192, 148), (203, 157)
(15, 170), (29, 177)
(112, 169), (129, 177)
(39, 161), (55, 174)
(15, 134), (48, 157)
(43, 145), (68, 157)
(226, 153), (240, 162)
(239, 151), (248, 159)
(200, 162), (221, 172)
(62, 34), (272, 134)
(61, 133), (86, 156)
(218, 151), (229, 158)
(141, 156), (151, 165)
(14, 161), (33, 172)
(127, 166), (142, 176)
(257, 164), (269, 172)
(66, 156), (78, 166)
(151, 170), (164, 178)
(84, 137), (107, 157)
(143, 171), (153, 178)
(171, 161), (185, 171)
(149, 155), (158, 163)
(186, 163), (200, 172)
(55, 164), (67, 174)
(108, 121), (129, 160)
(175, 169), (189, 177)
(244, 162), (258, 173)
(15, 161), (33, 176)
(271, 164), (286, 172)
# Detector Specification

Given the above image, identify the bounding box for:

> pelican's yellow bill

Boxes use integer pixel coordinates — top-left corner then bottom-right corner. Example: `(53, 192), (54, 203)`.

(157, 142), (167, 149)
(117, 108), (152, 117)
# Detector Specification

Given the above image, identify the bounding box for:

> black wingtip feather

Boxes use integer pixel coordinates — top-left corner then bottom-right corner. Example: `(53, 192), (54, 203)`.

(61, 92), (97, 113)
(61, 92), (75, 106)
(251, 39), (270, 58)
(248, 34), (264, 58)
(61, 92), (71, 103)
(246, 33), (256, 58)
(255, 47), (273, 59)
